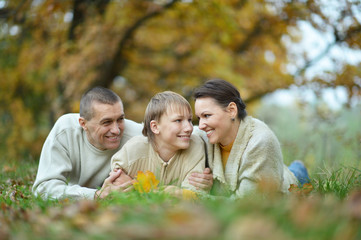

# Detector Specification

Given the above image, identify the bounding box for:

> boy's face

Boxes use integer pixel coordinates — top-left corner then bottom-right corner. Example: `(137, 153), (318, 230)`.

(153, 107), (193, 155)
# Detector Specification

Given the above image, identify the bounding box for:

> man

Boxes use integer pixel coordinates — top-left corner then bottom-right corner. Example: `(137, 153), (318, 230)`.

(32, 87), (142, 199)
(33, 86), (212, 200)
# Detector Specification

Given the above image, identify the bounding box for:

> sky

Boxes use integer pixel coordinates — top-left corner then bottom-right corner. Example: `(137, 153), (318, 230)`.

(264, 18), (361, 110)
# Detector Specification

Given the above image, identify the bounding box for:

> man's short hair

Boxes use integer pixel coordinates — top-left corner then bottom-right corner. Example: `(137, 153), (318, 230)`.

(80, 86), (121, 120)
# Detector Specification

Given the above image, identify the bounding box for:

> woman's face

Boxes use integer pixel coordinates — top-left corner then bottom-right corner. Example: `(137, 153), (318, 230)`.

(195, 97), (236, 146)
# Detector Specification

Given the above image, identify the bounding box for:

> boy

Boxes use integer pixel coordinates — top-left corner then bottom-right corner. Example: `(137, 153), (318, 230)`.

(110, 91), (208, 197)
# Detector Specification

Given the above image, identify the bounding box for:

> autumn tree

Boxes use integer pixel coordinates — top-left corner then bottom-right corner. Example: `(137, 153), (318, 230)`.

(0, 0), (360, 161)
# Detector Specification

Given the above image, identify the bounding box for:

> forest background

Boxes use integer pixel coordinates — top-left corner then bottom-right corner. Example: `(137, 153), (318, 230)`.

(0, 0), (360, 171)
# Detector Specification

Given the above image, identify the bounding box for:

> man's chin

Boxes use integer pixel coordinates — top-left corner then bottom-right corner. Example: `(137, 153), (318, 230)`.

(105, 141), (121, 150)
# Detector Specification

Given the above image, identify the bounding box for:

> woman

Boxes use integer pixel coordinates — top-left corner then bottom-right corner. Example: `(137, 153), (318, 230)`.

(192, 79), (309, 198)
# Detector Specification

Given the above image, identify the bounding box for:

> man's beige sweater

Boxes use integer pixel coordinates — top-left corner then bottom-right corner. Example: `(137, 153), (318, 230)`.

(32, 113), (142, 199)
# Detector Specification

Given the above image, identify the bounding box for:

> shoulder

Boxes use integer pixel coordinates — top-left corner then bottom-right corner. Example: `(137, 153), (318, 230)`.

(112, 135), (149, 163)
(122, 119), (143, 138)
(247, 116), (279, 144)
(183, 134), (205, 157)
(120, 135), (150, 155)
(55, 113), (80, 128)
(192, 127), (208, 142)
(50, 113), (82, 138)
(124, 135), (148, 147)
(119, 119), (143, 148)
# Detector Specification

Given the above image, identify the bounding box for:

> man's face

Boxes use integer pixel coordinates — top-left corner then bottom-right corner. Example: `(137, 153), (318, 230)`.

(80, 101), (125, 150)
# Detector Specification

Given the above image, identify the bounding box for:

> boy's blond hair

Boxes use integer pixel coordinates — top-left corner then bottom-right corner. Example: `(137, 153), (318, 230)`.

(142, 91), (192, 149)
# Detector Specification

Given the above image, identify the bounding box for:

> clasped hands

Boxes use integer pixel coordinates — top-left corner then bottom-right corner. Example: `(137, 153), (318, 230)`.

(95, 168), (213, 199)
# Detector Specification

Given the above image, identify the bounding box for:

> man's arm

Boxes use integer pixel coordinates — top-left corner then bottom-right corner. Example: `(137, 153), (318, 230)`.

(32, 114), (108, 200)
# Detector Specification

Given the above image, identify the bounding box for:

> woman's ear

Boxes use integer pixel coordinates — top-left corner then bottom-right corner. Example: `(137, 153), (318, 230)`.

(226, 102), (238, 119)
(150, 120), (160, 134)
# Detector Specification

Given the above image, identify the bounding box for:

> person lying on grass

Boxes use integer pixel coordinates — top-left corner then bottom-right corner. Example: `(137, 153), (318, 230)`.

(192, 79), (310, 198)
(108, 91), (210, 199)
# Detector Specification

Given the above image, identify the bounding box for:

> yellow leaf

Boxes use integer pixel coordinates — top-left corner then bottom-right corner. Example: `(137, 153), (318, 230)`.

(133, 171), (159, 193)
(288, 183), (313, 196)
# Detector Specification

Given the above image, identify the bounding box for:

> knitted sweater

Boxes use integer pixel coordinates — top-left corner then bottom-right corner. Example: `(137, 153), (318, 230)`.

(195, 116), (297, 198)
(32, 113), (143, 199)
(111, 135), (207, 194)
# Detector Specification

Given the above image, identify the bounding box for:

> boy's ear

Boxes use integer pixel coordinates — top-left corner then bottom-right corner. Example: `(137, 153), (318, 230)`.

(150, 120), (160, 134)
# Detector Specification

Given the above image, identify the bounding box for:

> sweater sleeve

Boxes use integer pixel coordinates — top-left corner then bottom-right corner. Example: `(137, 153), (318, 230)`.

(32, 133), (97, 200)
(231, 129), (284, 198)
(180, 136), (209, 194)
(110, 143), (130, 173)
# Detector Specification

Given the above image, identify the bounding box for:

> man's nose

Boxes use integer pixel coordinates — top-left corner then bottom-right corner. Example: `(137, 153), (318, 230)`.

(110, 122), (121, 134)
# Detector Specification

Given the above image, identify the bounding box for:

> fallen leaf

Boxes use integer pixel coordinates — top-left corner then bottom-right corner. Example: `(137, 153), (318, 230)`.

(288, 183), (313, 196)
(3, 165), (16, 173)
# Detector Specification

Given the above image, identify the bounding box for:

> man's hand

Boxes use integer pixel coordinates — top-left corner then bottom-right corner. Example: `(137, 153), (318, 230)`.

(188, 168), (213, 192)
(111, 168), (134, 186)
(95, 169), (134, 199)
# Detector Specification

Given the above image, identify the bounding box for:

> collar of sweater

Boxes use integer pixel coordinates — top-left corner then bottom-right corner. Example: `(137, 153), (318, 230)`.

(212, 116), (254, 191)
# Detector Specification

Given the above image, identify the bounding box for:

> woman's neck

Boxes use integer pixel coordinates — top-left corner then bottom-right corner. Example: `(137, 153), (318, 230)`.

(220, 120), (240, 146)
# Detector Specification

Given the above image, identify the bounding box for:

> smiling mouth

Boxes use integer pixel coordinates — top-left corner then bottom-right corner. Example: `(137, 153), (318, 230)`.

(106, 135), (120, 141)
(206, 130), (214, 137)
(178, 135), (191, 139)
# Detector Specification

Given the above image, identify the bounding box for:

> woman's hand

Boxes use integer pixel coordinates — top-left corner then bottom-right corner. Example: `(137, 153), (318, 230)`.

(188, 168), (213, 192)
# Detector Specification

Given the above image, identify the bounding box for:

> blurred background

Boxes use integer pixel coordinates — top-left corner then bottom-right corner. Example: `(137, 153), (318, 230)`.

(0, 0), (360, 172)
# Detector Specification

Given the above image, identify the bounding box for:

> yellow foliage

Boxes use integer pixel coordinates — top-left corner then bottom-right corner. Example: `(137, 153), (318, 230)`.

(1, 0), (360, 162)
(133, 171), (160, 193)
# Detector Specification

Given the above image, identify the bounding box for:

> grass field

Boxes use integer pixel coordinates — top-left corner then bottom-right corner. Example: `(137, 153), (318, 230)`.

(1, 104), (360, 239)
(0, 161), (360, 240)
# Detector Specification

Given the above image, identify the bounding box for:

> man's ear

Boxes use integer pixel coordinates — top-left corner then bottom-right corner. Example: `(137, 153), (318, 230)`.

(226, 102), (238, 119)
(150, 120), (160, 135)
(79, 117), (87, 131)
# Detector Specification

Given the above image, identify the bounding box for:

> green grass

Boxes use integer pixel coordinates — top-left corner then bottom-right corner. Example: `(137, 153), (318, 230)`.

(1, 160), (361, 240)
